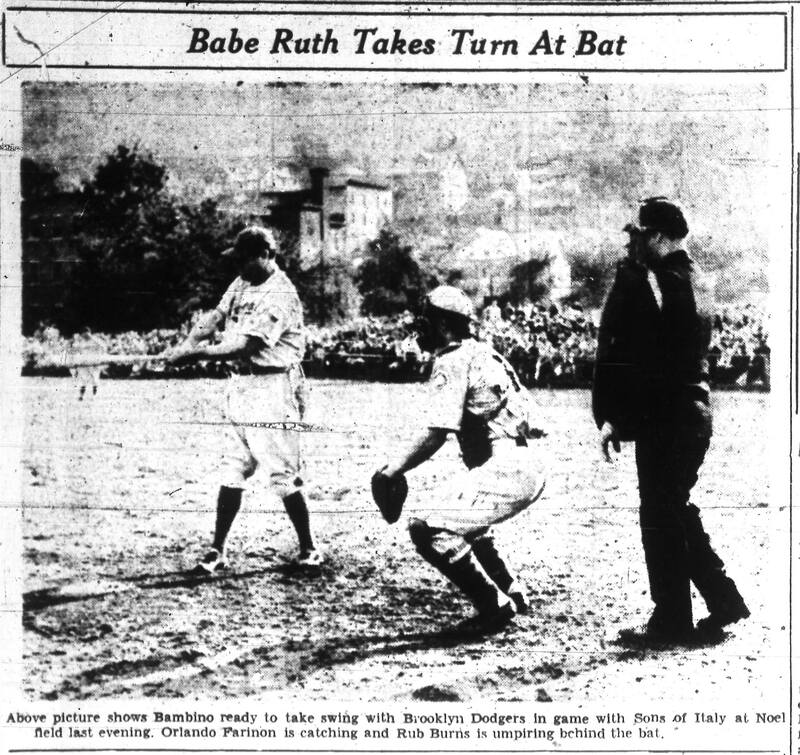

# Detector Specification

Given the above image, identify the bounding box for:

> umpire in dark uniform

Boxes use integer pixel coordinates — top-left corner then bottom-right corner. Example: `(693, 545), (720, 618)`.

(593, 197), (749, 644)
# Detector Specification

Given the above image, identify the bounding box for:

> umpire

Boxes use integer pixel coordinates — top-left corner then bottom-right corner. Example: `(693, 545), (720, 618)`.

(593, 198), (749, 644)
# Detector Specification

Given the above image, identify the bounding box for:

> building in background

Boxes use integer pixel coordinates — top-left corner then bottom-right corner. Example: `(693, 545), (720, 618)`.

(452, 227), (573, 303)
(219, 166), (393, 267)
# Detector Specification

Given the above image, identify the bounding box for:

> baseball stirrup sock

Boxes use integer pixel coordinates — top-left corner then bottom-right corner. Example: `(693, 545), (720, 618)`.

(470, 536), (516, 593)
(437, 550), (509, 613)
(283, 491), (314, 552)
(212, 486), (243, 552)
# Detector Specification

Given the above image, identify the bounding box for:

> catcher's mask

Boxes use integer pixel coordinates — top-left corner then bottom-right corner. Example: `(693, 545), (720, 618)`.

(413, 305), (472, 353)
(412, 311), (437, 353)
(414, 286), (474, 352)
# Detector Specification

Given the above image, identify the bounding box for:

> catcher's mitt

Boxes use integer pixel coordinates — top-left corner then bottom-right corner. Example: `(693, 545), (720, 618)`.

(371, 468), (408, 524)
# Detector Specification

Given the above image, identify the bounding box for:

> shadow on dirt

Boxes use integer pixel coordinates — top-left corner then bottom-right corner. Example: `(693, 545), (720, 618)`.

(24, 588), (117, 613)
(284, 624), (507, 670)
(23, 567), (286, 613)
(139, 567), (283, 590)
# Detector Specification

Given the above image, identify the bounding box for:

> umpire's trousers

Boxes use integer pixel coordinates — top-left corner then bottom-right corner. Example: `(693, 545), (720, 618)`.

(635, 420), (736, 630)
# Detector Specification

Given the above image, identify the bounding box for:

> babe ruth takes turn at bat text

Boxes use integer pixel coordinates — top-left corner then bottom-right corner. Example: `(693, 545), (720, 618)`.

(185, 27), (629, 58)
(2, 11), (784, 71)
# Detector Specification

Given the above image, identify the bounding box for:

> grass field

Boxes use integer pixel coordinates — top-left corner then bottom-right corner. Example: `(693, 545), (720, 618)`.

(20, 378), (786, 702)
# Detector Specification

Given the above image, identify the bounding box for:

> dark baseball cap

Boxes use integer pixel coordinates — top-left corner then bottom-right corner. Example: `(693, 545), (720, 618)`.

(638, 197), (689, 239)
(222, 226), (277, 258)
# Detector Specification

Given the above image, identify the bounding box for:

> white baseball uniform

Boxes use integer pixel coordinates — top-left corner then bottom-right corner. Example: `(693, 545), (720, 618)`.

(214, 267), (307, 498)
(419, 338), (545, 539)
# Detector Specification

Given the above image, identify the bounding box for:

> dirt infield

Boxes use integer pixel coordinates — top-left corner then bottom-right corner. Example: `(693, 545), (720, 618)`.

(21, 378), (785, 701)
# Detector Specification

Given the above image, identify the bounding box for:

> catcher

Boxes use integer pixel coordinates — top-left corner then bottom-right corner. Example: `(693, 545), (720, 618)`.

(375, 286), (546, 635)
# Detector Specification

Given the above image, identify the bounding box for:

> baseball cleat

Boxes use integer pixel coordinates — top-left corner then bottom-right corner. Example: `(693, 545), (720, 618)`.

(508, 587), (529, 614)
(295, 548), (324, 567)
(450, 601), (516, 636)
(192, 548), (226, 575)
(616, 620), (696, 648)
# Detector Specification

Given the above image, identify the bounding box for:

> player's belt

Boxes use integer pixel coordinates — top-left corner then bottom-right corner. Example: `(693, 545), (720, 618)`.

(232, 365), (289, 376)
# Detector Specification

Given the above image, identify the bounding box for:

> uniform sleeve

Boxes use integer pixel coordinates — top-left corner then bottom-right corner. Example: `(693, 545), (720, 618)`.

(215, 279), (239, 322)
(237, 290), (294, 348)
(425, 353), (469, 431)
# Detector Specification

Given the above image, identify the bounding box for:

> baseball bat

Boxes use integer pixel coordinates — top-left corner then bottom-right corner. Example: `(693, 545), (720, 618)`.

(37, 353), (168, 369)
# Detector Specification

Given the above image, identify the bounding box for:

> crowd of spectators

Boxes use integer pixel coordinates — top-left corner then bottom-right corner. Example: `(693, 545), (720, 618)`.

(304, 315), (428, 381)
(23, 301), (770, 389)
(480, 301), (598, 387)
(708, 303), (771, 387)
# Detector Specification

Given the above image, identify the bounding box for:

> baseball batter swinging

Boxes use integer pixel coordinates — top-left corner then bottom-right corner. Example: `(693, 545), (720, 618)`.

(164, 226), (321, 573)
(378, 286), (546, 634)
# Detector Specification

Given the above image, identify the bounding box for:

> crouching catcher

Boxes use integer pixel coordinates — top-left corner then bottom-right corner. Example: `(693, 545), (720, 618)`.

(377, 286), (546, 635)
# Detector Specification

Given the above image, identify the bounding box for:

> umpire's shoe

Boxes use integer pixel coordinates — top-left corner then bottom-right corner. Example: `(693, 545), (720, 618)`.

(192, 547), (226, 575)
(616, 613), (696, 648)
(695, 594), (750, 643)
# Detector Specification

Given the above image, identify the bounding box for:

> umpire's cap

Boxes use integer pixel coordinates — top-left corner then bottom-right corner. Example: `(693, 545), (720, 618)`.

(638, 197), (689, 240)
(426, 285), (474, 320)
(223, 226), (278, 258)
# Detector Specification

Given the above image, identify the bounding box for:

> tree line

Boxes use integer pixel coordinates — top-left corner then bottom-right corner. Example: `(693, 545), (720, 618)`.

(22, 145), (605, 335)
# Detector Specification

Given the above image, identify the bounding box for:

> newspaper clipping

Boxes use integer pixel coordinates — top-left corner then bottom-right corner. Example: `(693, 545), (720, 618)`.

(0, 1), (794, 754)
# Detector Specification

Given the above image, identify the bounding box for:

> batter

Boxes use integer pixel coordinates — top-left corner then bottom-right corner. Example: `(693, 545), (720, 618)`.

(164, 225), (320, 573)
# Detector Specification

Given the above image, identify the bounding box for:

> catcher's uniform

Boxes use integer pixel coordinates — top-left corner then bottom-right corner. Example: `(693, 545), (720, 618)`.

(214, 268), (307, 499)
(418, 338), (545, 548)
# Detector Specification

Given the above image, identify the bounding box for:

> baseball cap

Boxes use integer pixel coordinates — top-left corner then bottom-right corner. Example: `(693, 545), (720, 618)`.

(222, 226), (278, 258)
(427, 285), (474, 320)
(638, 197), (689, 239)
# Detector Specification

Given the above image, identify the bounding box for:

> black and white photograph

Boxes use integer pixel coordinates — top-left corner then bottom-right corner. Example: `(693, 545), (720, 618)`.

(0, 2), (795, 750)
(11, 74), (787, 702)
